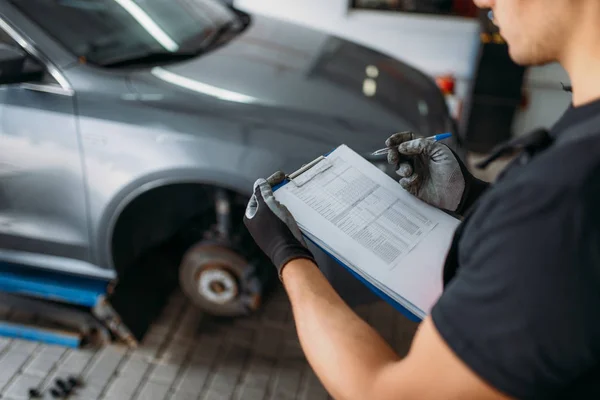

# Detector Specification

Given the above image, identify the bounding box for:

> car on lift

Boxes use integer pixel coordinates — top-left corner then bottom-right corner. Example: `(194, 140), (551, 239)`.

(0, 0), (454, 321)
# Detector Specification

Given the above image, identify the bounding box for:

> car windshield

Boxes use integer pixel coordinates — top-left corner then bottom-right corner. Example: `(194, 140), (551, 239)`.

(8, 0), (240, 66)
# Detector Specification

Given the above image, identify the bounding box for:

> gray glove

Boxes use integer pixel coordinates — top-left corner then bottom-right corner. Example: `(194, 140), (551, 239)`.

(386, 131), (465, 212)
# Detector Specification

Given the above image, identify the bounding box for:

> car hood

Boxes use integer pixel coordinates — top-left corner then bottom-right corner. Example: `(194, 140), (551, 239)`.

(129, 14), (450, 153)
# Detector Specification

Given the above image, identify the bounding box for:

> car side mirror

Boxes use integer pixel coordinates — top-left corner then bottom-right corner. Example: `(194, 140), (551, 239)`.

(0, 44), (44, 85)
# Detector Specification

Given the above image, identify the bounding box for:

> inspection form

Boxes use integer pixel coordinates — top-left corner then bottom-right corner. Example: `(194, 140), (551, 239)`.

(274, 145), (460, 319)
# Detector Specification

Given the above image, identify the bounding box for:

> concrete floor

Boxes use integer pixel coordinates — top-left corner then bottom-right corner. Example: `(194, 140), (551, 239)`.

(0, 288), (419, 400)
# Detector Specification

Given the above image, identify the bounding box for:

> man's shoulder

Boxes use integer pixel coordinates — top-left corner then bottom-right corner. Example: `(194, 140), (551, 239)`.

(485, 134), (600, 210)
(435, 136), (600, 400)
(460, 135), (600, 258)
(525, 133), (600, 189)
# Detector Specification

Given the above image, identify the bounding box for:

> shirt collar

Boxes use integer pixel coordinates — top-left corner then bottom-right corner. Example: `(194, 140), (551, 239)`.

(475, 97), (600, 170)
(550, 97), (600, 139)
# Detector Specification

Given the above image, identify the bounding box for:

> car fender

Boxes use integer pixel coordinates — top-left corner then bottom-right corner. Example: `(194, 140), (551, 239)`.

(92, 146), (288, 272)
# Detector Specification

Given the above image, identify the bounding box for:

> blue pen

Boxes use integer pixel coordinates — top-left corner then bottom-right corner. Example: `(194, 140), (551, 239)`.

(371, 133), (453, 156)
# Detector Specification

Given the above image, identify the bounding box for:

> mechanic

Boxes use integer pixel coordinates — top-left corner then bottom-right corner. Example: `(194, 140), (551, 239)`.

(244, 0), (600, 398)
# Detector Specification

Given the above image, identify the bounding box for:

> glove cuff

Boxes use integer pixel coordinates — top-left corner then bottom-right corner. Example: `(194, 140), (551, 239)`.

(270, 241), (316, 280)
(448, 148), (490, 216)
(456, 176), (489, 216)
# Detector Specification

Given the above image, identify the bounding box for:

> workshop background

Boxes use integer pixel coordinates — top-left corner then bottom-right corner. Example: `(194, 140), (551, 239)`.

(0, 0), (573, 399)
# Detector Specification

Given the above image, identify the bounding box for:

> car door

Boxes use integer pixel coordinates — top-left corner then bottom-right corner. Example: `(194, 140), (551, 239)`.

(0, 26), (90, 264)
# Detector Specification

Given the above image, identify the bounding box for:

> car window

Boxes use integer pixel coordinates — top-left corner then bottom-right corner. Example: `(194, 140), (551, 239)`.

(8, 0), (239, 66)
(0, 28), (18, 47)
(0, 25), (59, 87)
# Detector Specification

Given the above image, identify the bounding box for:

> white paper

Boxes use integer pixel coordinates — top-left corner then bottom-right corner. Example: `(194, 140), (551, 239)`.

(275, 145), (460, 318)
(291, 157), (333, 187)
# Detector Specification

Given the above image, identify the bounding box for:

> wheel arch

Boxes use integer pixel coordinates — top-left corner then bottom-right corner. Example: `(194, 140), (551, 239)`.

(95, 168), (255, 275)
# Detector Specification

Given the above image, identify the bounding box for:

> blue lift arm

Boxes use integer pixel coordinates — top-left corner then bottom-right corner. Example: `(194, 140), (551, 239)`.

(0, 263), (137, 347)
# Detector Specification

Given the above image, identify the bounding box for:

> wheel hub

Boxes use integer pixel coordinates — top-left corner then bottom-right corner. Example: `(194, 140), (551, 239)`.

(179, 242), (264, 316)
(197, 265), (238, 304)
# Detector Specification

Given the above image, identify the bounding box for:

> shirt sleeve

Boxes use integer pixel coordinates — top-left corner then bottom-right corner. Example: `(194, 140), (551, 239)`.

(431, 179), (600, 399)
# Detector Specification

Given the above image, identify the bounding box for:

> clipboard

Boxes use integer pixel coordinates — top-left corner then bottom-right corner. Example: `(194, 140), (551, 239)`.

(273, 151), (422, 323)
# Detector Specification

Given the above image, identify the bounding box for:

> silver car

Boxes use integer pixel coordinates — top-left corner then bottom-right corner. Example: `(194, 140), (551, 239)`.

(0, 0), (453, 321)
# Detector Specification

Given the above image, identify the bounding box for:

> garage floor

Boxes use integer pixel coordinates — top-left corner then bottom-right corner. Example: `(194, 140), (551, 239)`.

(0, 288), (419, 400)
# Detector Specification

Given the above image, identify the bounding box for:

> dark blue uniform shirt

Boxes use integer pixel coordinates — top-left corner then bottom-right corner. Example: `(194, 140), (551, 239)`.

(432, 99), (600, 399)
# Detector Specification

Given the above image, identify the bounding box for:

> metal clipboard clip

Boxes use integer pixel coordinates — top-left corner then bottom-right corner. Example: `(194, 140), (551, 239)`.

(286, 155), (334, 187)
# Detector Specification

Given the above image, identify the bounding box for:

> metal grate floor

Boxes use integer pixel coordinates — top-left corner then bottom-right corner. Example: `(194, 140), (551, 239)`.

(0, 288), (418, 400)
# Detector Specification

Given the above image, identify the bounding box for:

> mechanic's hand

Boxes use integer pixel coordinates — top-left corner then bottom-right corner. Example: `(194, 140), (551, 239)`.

(243, 174), (315, 280)
(386, 131), (465, 212)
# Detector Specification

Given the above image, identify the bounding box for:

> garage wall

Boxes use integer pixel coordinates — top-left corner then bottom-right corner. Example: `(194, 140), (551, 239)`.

(513, 64), (572, 136)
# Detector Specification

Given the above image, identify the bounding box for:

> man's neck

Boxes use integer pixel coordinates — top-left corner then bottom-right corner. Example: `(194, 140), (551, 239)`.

(560, 11), (600, 107)
(566, 59), (600, 107)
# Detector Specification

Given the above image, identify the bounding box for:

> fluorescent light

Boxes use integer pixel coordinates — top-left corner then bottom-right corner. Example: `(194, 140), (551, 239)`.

(114, 0), (179, 52)
(151, 67), (259, 104)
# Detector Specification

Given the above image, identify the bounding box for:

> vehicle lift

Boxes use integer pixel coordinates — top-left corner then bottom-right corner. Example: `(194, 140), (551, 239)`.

(0, 262), (135, 348)
(0, 243), (180, 348)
